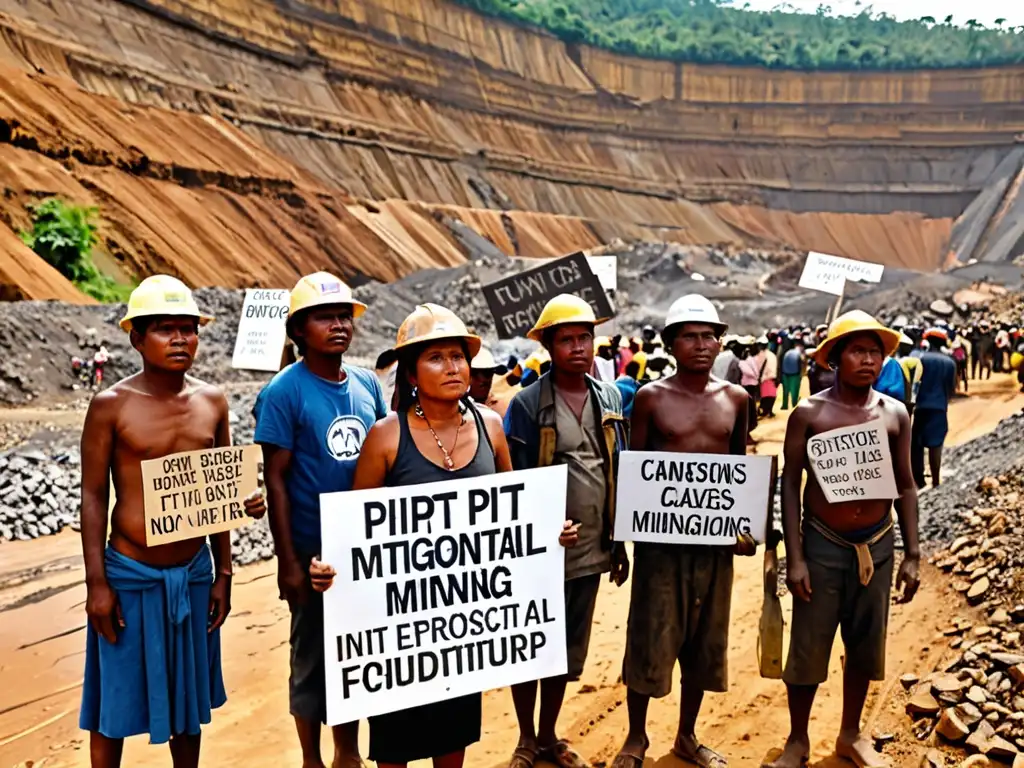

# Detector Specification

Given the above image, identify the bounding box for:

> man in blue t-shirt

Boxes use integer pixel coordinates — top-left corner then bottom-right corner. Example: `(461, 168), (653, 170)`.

(254, 272), (387, 768)
(911, 328), (957, 489)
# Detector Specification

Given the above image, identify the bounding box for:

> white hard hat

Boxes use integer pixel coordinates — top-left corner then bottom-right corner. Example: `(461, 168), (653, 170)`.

(664, 295), (727, 336)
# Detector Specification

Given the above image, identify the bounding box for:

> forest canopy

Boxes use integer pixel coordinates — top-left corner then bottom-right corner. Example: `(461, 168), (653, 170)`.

(453, 0), (1024, 70)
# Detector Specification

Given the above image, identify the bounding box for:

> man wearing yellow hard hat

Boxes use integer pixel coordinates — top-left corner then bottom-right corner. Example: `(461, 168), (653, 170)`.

(503, 293), (628, 768)
(770, 310), (919, 768)
(80, 275), (266, 763)
(253, 272), (387, 767)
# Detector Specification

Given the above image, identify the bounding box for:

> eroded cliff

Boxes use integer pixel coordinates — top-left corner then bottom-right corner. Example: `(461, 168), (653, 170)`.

(0, 0), (1021, 299)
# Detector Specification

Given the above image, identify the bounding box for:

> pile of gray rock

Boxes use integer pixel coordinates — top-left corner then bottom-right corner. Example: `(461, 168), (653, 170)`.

(906, 473), (1024, 763)
(0, 447), (81, 541)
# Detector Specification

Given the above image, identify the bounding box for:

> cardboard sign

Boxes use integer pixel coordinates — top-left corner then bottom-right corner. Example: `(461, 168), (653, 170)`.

(142, 445), (262, 545)
(806, 422), (898, 503)
(798, 252), (885, 297)
(613, 452), (774, 545)
(482, 253), (615, 340)
(231, 289), (290, 372)
(585, 255), (617, 292)
(320, 465), (569, 724)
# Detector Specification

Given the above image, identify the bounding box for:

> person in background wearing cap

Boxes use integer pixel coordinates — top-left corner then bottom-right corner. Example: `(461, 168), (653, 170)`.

(896, 334), (921, 415)
(737, 335), (762, 443)
(758, 335), (779, 418)
(780, 339), (806, 409)
(767, 310), (919, 768)
(308, 304), (545, 768)
(910, 328), (957, 489)
(78, 276), (267, 766)
(593, 337), (617, 383)
(613, 294), (755, 768)
(253, 272), (388, 768)
(711, 335), (742, 385)
(503, 294), (629, 768)
(469, 347), (509, 416)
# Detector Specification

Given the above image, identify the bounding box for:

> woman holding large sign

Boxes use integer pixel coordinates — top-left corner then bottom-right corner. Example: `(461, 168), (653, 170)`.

(309, 305), (579, 768)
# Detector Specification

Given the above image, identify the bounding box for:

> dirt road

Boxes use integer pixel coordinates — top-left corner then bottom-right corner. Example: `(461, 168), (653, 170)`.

(2, 376), (1022, 768)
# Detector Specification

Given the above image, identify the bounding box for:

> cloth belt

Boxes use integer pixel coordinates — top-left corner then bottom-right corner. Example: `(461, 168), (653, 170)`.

(806, 516), (894, 587)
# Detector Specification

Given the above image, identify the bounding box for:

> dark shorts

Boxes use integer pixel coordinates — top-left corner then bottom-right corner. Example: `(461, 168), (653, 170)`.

(565, 573), (602, 680)
(622, 543), (734, 697)
(289, 552), (328, 723)
(913, 408), (948, 449)
(783, 526), (894, 687)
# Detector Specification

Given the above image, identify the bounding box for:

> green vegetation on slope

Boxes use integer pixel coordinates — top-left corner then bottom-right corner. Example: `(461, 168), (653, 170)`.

(456, 0), (1024, 70)
(19, 199), (134, 303)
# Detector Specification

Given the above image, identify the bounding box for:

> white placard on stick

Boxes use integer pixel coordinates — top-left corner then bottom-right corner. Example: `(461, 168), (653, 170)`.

(142, 445), (262, 545)
(231, 289), (290, 372)
(806, 422), (897, 503)
(613, 452), (774, 545)
(320, 465), (569, 725)
(798, 252), (885, 297)
(585, 255), (618, 293)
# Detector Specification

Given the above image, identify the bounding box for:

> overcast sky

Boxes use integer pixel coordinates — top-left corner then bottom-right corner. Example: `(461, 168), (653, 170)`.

(736, 0), (1024, 28)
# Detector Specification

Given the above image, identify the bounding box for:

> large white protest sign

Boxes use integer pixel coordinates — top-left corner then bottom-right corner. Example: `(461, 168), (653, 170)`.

(806, 421), (897, 503)
(231, 289), (290, 371)
(613, 452), (774, 545)
(320, 465), (568, 724)
(798, 252), (885, 297)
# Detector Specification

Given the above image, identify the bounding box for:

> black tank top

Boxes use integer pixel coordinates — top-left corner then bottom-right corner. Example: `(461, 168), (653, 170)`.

(386, 403), (496, 487)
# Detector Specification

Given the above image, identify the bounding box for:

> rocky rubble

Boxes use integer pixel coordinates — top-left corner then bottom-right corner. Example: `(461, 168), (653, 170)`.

(906, 470), (1024, 762)
(920, 411), (1024, 544)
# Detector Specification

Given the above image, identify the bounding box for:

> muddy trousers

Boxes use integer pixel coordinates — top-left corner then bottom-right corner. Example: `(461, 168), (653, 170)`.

(781, 374), (801, 410)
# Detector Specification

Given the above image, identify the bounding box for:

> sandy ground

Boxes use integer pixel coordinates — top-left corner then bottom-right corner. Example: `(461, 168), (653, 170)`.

(1, 375), (1023, 768)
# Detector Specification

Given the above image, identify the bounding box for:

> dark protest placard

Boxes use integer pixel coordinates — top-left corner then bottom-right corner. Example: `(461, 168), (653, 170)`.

(806, 422), (897, 503)
(613, 452), (774, 545)
(482, 253), (615, 340)
(320, 465), (568, 724)
(142, 445), (262, 545)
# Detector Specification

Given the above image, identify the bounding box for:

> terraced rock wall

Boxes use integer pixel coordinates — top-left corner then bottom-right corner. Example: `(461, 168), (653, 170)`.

(0, 0), (1021, 299)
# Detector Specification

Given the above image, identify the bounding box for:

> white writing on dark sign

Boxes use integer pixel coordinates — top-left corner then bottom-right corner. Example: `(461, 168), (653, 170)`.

(806, 422), (897, 503)
(613, 452), (774, 545)
(231, 289), (290, 372)
(142, 445), (262, 545)
(320, 465), (568, 724)
(481, 253), (615, 340)
(798, 252), (885, 297)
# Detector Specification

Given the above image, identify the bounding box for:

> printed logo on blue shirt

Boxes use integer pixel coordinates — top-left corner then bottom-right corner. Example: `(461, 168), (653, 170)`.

(326, 415), (368, 460)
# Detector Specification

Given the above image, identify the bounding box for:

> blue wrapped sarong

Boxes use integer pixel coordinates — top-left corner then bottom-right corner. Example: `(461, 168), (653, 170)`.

(79, 545), (226, 743)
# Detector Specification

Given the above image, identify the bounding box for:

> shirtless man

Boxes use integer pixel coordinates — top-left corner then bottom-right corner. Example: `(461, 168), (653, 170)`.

(79, 275), (265, 768)
(613, 294), (756, 768)
(767, 310), (920, 768)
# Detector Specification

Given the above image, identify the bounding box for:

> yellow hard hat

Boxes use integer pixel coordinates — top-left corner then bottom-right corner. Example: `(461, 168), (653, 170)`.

(119, 275), (213, 332)
(524, 347), (550, 374)
(395, 303), (481, 358)
(594, 336), (612, 351)
(813, 310), (901, 367)
(527, 294), (602, 342)
(289, 272), (366, 319)
(471, 347), (507, 374)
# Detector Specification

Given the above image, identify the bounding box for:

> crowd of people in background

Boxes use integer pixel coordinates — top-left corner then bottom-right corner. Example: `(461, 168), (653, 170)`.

(480, 315), (1024, 490)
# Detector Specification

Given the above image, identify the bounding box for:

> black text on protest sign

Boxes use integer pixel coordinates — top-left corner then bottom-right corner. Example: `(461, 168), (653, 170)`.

(142, 445), (261, 545)
(481, 253), (615, 340)
(806, 422), (897, 503)
(321, 466), (568, 724)
(613, 452), (773, 545)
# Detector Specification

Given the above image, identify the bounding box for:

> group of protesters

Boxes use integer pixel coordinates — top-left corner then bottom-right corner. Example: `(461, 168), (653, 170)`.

(81, 269), (949, 768)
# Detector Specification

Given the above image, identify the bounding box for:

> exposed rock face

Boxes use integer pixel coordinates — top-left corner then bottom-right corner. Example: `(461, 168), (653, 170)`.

(1, 0), (1023, 298)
